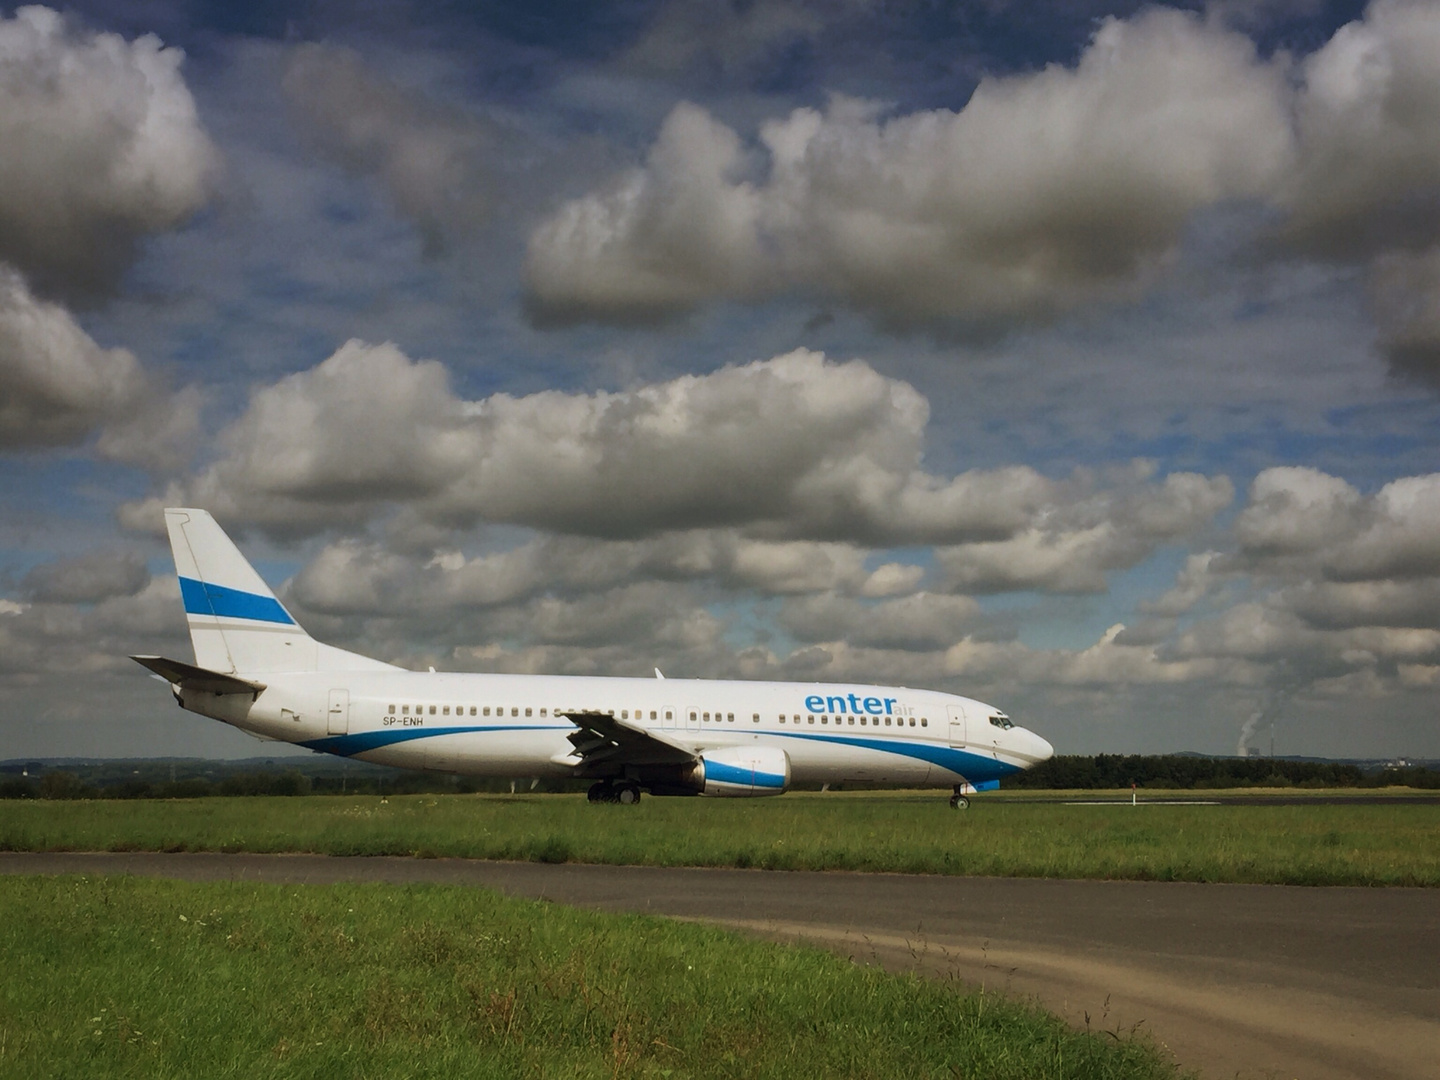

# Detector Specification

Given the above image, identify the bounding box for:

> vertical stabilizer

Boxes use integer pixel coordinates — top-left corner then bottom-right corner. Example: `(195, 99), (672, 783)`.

(165, 508), (319, 674)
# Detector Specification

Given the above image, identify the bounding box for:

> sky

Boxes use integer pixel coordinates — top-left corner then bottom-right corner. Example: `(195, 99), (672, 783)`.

(3, 0), (1440, 762)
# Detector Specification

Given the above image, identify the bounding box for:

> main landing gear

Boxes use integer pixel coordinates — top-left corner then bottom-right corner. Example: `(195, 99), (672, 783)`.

(949, 788), (970, 810)
(587, 781), (642, 805)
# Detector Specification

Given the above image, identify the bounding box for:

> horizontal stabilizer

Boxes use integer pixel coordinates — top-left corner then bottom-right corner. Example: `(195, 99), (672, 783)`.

(131, 655), (267, 697)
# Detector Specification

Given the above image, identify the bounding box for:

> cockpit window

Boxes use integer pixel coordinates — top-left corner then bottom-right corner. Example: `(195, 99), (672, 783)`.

(989, 715), (1014, 730)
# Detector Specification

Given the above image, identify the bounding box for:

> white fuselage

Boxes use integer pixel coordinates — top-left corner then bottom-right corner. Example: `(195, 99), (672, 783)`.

(150, 507), (1053, 796)
(185, 669), (1053, 789)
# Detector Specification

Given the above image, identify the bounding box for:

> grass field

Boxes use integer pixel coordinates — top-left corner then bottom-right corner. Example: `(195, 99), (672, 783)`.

(3, 790), (1437, 886)
(0, 875), (1184, 1079)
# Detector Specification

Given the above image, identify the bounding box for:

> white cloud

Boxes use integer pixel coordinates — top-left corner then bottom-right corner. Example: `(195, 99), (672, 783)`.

(0, 6), (218, 301)
(286, 529), (876, 623)
(0, 268), (198, 467)
(1143, 552), (1223, 617)
(937, 470), (1233, 594)
(126, 342), (1231, 570)
(1275, 0), (1440, 378)
(524, 102), (765, 325)
(1231, 467), (1440, 582)
(0, 575), (184, 680)
(779, 591), (982, 652)
(20, 550), (149, 604)
(1233, 466), (1363, 559)
(1369, 245), (1440, 381)
(1153, 466), (1440, 696)
(282, 43), (490, 255)
(1280, 0), (1440, 257)
(526, 8), (1294, 327)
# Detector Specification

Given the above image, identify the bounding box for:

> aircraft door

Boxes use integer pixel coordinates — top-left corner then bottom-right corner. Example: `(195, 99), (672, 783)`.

(947, 703), (966, 748)
(327, 688), (350, 735)
(686, 705), (700, 732)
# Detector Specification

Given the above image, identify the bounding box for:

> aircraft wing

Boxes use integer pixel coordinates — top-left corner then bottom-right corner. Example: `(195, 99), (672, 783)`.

(561, 710), (697, 770)
(131, 655), (267, 697)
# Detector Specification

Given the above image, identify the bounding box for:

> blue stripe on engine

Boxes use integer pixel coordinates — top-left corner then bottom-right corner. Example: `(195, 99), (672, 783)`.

(180, 577), (295, 625)
(702, 758), (787, 788)
(299, 724), (555, 757)
(772, 731), (1021, 783)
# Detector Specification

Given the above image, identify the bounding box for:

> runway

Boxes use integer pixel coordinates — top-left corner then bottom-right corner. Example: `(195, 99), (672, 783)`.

(4, 852), (1436, 1080)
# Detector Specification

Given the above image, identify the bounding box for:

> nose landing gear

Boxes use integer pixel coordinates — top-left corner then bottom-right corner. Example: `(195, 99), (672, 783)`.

(949, 788), (970, 810)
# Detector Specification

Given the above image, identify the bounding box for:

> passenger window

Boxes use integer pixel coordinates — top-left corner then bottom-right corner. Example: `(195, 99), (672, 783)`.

(703, 712), (710, 722)
(689, 711), (697, 722)
(650, 711), (657, 720)
(727, 713), (734, 723)
(402, 705), (409, 715)
(540, 708), (547, 717)
(665, 710), (672, 720)
(525, 707), (532, 717)
(443, 706), (450, 716)
(848, 716), (855, 725)
(821, 716), (828, 724)
(388, 704), (396, 714)
(512, 707), (519, 717)
(753, 713), (759, 723)
(483, 707), (490, 716)
(429, 705), (436, 715)
(622, 710), (628, 719)
(921, 717), (928, 726)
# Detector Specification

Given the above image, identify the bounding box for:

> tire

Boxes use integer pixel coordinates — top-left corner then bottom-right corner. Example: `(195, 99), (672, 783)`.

(587, 782), (608, 803)
(949, 794), (970, 809)
(616, 783), (640, 805)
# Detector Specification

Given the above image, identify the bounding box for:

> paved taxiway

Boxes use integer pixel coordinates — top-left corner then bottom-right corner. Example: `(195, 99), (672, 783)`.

(4, 852), (1436, 1080)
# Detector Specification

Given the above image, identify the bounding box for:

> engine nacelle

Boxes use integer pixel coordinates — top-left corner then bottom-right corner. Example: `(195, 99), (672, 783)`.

(698, 746), (790, 797)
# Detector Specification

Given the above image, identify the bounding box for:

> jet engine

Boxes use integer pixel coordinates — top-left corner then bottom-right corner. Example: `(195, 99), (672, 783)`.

(697, 746), (790, 796)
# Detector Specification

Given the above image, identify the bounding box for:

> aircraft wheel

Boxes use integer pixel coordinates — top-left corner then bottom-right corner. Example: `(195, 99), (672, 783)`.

(616, 783), (641, 805)
(949, 794), (970, 810)
(587, 782), (610, 803)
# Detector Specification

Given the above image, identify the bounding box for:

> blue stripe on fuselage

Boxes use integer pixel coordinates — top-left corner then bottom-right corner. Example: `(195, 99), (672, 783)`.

(180, 577), (295, 625)
(299, 725), (555, 757)
(771, 731), (1020, 782)
(299, 724), (1019, 783)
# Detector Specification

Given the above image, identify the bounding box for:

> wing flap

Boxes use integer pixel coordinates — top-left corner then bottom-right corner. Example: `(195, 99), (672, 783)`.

(561, 710), (696, 770)
(131, 655), (267, 697)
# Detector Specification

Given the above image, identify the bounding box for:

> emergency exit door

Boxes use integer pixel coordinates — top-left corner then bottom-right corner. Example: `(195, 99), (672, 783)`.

(327, 688), (350, 734)
(947, 703), (966, 748)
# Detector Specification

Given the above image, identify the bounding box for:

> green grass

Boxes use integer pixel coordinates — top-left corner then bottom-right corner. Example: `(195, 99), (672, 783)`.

(0, 875), (1184, 1079)
(3, 791), (1438, 885)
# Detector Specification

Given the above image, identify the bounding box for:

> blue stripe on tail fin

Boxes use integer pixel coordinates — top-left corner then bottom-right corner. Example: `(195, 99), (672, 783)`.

(178, 577), (296, 625)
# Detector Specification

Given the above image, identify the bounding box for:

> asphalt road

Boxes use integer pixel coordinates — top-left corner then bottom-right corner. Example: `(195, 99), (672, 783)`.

(3, 852), (1436, 1080)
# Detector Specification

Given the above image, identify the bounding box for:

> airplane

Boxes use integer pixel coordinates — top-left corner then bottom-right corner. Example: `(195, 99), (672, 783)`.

(133, 508), (1053, 807)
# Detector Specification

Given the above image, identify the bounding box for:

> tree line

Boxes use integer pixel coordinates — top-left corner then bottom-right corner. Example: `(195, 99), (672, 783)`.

(1002, 754), (1440, 789)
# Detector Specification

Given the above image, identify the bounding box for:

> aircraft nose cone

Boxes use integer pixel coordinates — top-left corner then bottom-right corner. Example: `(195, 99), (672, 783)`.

(1028, 729), (1054, 761)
